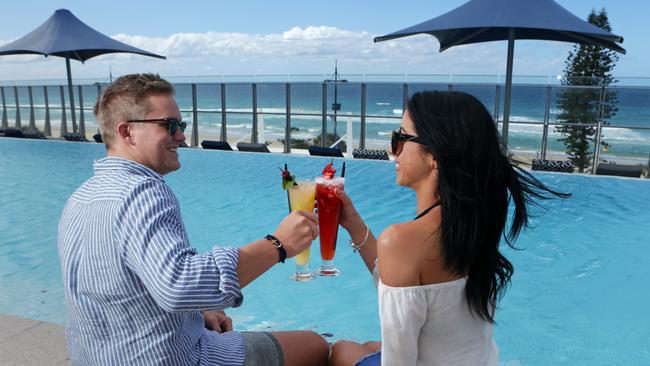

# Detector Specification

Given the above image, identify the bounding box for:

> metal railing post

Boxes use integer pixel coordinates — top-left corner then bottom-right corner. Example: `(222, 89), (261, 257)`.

(60, 85), (68, 136)
(220, 83), (227, 141)
(360, 83), (366, 150)
(321, 82), (327, 147)
(284, 83), (291, 153)
(494, 84), (501, 126)
(43, 86), (51, 136)
(402, 83), (409, 113)
(1, 87), (7, 129)
(541, 84), (552, 160)
(191, 83), (199, 147)
(78, 85), (85, 137)
(251, 83), (258, 144)
(28, 86), (35, 128)
(13, 86), (21, 128)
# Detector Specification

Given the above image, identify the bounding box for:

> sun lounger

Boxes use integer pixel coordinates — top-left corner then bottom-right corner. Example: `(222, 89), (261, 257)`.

(308, 146), (344, 157)
(595, 163), (642, 178)
(352, 148), (389, 160)
(531, 159), (574, 173)
(236, 142), (270, 153)
(201, 140), (233, 151)
(63, 132), (87, 142)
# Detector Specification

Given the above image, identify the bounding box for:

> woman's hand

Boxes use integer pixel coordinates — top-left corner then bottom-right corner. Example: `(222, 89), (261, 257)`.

(334, 188), (363, 232)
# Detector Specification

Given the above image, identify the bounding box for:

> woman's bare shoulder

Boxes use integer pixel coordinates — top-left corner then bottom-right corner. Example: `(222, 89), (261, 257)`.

(377, 222), (423, 287)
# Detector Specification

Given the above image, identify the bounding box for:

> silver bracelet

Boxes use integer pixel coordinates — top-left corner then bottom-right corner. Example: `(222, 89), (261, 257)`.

(349, 223), (370, 253)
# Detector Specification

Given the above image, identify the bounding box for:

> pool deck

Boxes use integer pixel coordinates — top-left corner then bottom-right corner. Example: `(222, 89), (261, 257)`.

(0, 314), (70, 365)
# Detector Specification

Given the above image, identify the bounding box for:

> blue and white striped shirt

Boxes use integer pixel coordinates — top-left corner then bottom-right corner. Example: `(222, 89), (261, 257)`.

(58, 157), (246, 365)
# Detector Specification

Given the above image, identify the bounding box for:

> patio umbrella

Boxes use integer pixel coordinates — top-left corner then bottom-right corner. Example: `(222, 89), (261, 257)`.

(0, 9), (165, 136)
(374, 0), (625, 145)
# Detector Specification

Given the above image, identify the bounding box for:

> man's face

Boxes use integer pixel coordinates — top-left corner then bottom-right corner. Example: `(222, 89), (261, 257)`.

(130, 94), (185, 175)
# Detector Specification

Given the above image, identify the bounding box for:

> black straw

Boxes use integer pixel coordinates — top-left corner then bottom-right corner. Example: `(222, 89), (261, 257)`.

(341, 162), (346, 178)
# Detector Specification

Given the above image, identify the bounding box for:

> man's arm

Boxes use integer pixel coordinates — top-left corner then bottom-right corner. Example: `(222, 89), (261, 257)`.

(118, 181), (244, 312)
(237, 210), (318, 288)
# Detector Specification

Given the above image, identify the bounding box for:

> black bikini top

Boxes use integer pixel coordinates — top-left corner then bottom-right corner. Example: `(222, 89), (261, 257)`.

(414, 201), (441, 220)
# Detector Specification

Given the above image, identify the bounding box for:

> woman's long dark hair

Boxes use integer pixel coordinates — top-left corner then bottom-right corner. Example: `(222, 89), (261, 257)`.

(408, 91), (570, 323)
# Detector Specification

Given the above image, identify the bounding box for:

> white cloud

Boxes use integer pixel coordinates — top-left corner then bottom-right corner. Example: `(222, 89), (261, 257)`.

(0, 26), (573, 81)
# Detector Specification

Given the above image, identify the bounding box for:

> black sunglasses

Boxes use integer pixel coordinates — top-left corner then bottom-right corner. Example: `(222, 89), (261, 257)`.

(127, 118), (187, 136)
(391, 129), (426, 156)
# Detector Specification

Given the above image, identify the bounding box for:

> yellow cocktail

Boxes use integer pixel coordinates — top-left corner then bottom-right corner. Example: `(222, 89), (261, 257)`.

(288, 181), (316, 281)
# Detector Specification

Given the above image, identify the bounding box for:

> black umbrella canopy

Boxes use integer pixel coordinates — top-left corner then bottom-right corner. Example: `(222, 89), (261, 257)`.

(374, 0), (625, 144)
(0, 9), (165, 61)
(0, 9), (165, 136)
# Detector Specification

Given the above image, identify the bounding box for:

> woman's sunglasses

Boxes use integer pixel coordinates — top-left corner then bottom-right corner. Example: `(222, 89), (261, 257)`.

(127, 118), (187, 136)
(391, 129), (426, 156)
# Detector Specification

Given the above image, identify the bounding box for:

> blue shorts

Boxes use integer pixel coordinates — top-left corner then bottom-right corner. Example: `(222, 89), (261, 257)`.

(355, 351), (381, 366)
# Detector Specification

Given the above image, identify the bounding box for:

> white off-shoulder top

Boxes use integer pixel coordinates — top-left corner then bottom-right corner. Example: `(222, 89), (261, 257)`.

(372, 263), (499, 366)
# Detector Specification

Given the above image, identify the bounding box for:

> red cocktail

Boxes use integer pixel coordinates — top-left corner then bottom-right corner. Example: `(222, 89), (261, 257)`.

(315, 175), (344, 276)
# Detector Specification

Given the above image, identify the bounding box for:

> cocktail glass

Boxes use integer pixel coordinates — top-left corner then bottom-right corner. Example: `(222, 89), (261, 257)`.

(315, 176), (344, 276)
(287, 181), (316, 281)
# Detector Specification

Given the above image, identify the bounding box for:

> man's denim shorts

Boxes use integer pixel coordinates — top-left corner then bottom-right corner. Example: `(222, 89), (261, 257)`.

(242, 331), (284, 366)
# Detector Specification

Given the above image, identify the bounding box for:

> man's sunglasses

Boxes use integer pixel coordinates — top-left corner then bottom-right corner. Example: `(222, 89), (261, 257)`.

(127, 118), (187, 136)
(391, 129), (427, 156)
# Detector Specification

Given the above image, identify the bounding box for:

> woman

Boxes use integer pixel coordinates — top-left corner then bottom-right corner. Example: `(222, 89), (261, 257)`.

(329, 91), (569, 366)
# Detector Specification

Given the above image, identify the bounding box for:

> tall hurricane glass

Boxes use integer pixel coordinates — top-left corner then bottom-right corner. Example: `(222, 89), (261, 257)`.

(315, 176), (344, 276)
(287, 181), (316, 281)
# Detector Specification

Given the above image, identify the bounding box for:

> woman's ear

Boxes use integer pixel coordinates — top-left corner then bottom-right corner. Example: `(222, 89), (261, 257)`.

(430, 155), (438, 171)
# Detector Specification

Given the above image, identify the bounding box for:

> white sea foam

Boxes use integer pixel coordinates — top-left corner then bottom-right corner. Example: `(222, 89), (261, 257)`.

(392, 108), (403, 115)
(376, 102), (391, 106)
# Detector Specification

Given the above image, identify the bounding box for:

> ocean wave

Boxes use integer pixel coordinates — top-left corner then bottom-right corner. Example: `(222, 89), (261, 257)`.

(392, 108), (403, 115)
(376, 102), (391, 106)
(228, 124), (252, 129)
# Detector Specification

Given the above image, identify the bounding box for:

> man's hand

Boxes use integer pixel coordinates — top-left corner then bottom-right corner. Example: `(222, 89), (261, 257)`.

(273, 210), (318, 257)
(203, 310), (233, 333)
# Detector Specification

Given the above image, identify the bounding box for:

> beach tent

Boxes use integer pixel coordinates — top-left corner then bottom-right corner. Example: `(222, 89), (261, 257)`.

(374, 0), (625, 145)
(0, 9), (165, 136)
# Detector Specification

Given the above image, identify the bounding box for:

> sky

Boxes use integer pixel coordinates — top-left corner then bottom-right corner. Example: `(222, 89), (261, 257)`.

(0, 0), (647, 82)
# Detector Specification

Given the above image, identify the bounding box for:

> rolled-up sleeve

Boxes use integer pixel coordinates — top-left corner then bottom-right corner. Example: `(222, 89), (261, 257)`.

(116, 179), (243, 312)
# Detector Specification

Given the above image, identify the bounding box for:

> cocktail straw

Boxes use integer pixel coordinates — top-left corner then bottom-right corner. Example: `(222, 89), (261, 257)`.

(284, 163), (291, 211)
(341, 162), (346, 178)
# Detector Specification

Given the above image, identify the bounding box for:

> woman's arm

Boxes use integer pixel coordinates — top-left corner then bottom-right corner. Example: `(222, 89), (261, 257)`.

(335, 188), (377, 274)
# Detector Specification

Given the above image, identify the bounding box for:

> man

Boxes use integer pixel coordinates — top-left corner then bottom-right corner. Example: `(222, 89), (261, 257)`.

(58, 73), (328, 365)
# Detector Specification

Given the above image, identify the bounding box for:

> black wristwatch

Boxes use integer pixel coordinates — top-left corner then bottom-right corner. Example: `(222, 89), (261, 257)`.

(264, 234), (287, 263)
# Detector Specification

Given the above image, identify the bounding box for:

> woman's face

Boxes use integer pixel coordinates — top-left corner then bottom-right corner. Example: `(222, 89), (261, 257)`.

(394, 111), (437, 189)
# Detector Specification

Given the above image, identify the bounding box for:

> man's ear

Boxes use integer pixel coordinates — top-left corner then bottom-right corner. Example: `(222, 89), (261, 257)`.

(115, 121), (134, 145)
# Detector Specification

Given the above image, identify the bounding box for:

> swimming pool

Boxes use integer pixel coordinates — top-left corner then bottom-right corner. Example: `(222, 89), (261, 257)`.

(1, 138), (649, 365)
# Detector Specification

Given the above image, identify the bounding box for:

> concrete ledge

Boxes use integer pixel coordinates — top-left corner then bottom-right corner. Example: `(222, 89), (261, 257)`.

(0, 314), (70, 366)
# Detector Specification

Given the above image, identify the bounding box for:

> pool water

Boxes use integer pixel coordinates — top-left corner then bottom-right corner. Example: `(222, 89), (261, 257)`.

(1, 138), (649, 365)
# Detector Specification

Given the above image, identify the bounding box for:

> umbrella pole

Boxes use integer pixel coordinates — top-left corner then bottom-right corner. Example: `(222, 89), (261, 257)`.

(66, 57), (77, 134)
(502, 28), (515, 147)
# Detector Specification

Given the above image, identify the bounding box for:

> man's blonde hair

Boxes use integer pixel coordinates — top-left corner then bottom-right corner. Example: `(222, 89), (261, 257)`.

(94, 73), (174, 148)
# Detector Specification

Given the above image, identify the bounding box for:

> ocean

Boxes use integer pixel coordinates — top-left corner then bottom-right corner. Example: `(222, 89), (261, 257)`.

(2, 81), (649, 162)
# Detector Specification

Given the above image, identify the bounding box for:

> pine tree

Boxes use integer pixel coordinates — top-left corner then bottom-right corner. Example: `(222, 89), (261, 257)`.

(555, 8), (619, 173)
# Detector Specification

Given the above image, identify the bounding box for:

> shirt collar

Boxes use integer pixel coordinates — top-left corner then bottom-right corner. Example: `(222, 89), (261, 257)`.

(93, 156), (164, 181)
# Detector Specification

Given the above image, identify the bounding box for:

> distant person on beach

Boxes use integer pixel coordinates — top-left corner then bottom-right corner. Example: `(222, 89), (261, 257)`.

(327, 91), (569, 366)
(57, 73), (328, 366)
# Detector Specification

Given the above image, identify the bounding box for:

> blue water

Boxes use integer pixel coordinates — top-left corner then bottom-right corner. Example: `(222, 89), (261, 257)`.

(3, 82), (650, 161)
(1, 138), (649, 365)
